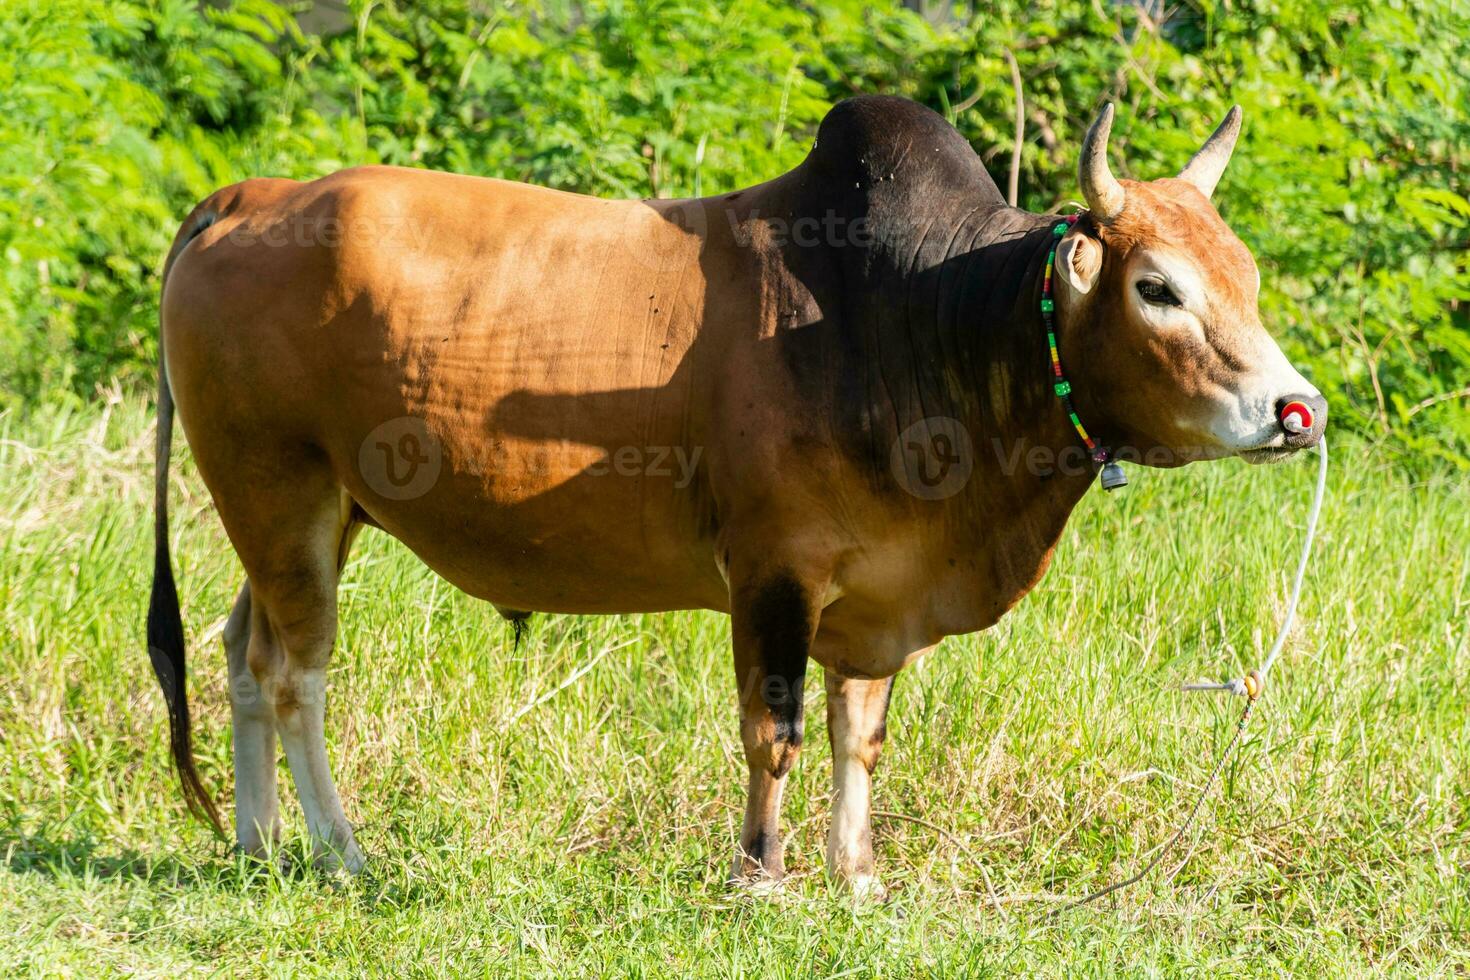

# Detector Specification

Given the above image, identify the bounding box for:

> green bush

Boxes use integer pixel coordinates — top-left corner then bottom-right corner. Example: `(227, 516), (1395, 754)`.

(0, 0), (356, 401)
(1, 0), (1466, 466)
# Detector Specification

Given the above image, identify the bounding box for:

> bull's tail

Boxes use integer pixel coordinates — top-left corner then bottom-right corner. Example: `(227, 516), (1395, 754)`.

(148, 210), (224, 835)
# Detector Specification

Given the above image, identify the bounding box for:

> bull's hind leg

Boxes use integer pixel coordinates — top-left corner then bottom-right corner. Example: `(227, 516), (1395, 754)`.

(264, 603), (365, 874)
(224, 581), (282, 855)
(218, 466), (365, 874)
(266, 517), (364, 873)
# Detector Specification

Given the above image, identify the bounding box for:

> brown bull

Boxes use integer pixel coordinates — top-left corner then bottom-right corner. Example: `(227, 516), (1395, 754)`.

(149, 96), (1324, 893)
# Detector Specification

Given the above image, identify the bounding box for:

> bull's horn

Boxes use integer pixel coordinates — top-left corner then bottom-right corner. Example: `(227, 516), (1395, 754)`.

(1178, 105), (1243, 198)
(1079, 103), (1125, 223)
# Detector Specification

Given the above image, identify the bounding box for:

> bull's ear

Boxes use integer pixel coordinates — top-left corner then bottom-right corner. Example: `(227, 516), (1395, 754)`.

(1056, 233), (1102, 296)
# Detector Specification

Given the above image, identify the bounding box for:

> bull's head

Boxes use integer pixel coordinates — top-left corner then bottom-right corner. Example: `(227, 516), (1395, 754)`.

(1053, 104), (1326, 464)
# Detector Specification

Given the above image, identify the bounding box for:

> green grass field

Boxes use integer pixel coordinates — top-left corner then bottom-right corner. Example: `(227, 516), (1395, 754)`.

(1, 396), (1465, 976)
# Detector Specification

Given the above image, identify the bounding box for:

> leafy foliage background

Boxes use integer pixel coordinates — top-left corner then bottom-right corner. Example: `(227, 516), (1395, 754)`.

(2, 0), (1466, 466)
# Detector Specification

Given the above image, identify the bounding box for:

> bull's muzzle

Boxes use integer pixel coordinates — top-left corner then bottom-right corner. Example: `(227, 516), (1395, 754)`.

(1276, 393), (1327, 449)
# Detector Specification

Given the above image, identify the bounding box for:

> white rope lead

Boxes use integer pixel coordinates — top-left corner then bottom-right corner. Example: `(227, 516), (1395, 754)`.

(1057, 434), (1328, 914)
(1184, 433), (1328, 697)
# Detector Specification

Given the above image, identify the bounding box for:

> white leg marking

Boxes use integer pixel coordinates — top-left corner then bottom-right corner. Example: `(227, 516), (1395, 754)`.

(276, 666), (365, 874)
(225, 584), (281, 854)
(825, 671), (891, 899)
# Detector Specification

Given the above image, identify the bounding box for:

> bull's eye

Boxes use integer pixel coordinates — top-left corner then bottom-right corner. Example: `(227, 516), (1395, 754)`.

(1136, 278), (1182, 307)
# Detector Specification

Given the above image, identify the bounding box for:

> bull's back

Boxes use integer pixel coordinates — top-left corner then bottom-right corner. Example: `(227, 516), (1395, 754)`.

(162, 167), (731, 613)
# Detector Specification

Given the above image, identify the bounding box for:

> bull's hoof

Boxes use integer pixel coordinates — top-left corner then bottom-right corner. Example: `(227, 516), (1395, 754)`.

(839, 873), (888, 903)
(728, 872), (787, 896)
(728, 853), (786, 895)
(313, 840), (367, 877)
(729, 837), (786, 893)
(233, 841), (292, 876)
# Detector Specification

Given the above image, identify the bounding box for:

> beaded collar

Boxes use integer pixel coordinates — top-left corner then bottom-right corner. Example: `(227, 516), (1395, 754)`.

(1040, 213), (1128, 490)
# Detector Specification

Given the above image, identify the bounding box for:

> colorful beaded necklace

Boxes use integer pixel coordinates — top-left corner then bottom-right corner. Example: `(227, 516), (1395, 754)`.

(1041, 213), (1127, 490)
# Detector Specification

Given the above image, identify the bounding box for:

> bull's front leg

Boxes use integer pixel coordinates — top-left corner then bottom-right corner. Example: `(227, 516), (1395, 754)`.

(824, 670), (894, 898)
(727, 567), (822, 887)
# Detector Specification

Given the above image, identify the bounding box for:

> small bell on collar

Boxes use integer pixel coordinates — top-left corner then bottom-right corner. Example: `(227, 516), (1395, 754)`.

(1099, 458), (1128, 491)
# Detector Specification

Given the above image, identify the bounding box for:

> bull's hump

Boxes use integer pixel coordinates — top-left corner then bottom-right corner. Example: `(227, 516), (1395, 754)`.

(804, 95), (1003, 205)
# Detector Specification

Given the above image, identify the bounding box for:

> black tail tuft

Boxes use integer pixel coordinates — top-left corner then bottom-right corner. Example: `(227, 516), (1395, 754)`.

(147, 365), (224, 836)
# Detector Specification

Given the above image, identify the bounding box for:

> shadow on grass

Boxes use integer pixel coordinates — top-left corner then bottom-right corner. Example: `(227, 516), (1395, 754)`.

(1, 815), (460, 916)
(0, 817), (248, 891)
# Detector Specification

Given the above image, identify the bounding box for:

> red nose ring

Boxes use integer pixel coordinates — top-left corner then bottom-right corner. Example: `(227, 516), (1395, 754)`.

(1280, 400), (1314, 434)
